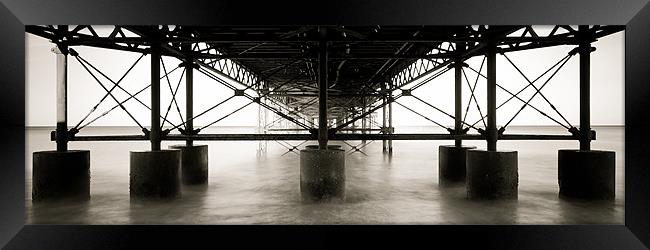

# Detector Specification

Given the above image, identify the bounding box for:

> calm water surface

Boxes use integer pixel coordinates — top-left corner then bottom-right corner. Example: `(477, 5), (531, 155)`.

(25, 126), (624, 224)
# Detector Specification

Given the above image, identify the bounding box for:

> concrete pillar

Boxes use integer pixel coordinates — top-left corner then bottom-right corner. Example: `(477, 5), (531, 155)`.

(466, 150), (518, 199)
(32, 150), (90, 202)
(170, 145), (208, 185)
(130, 150), (181, 199)
(558, 150), (614, 200)
(300, 147), (345, 201)
(438, 145), (476, 186)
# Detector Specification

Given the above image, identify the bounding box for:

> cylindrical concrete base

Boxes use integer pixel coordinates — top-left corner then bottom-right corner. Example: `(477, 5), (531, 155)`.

(558, 149), (615, 200)
(130, 150), (181, 199)
(32, 150), (90, 202)
(438, 145), (476, 186)
(169, 145), (208, 185)
(466, 150), (518, 200)
(300, 147), (345, 201)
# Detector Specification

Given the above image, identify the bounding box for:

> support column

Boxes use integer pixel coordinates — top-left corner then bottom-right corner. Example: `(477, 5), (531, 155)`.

(32, 33), (91, 201)
(579, 26), (591, 151)
(130, 37), (181, 199)
(300, 27), (345, 201)
(169, 55), (209, 185)
(486, 41), (498, 152)
(318, 28), (329, 150)
(388, 90), (393, 153)
(186, 58), (194, 147)
(466, 38), (518, 199)
(454, 43), (465, 148)
(439, 43), (476, 186)
(150, 42), (161, 151)
(382, 84), (387, 153)
(55, 44), (68, 152)
(362, 98), (367, 143)
(558, 25), (615, 200)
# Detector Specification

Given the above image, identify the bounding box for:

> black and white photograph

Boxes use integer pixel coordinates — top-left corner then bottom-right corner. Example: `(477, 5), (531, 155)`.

(1, 1), (650, 247)
(24, 25), (625, 225)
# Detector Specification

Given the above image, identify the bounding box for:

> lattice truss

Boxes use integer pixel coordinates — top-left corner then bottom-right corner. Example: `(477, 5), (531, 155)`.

(26, 25), (623, 154)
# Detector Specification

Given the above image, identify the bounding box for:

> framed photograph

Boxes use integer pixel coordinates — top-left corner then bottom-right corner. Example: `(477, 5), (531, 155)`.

(1, 0), (649, 248)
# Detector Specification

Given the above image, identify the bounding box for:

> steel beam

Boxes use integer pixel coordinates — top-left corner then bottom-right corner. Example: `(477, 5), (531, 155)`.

(30, 25), (622, 44)
(185, 58), (194, 147)
(53, 42), (68, 152)
(151, 39), (161, 151)
(266, 92), (383, 97)
(268, 128), (382, 132)
(27, 25), (624, 65)
(579, 25), (592, 151)
(388, 90), (393, 153)
(361, 98), (367, 143)
(64, 133), (581, 142)
(382, 86), (387, 153)
(486, 40), (498, 151)
(318, 27), (329, 149)
(454, 42), (466, 147)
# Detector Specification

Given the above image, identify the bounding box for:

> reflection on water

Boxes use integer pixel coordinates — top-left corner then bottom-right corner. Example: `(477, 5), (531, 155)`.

(25, 126), (624, 224)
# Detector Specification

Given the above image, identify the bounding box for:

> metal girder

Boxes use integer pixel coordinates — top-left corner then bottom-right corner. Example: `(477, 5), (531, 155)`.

(28, 25), (622, 45)
(195, 60), (314, 130)
(579, 25), (592, 150)
(26, 25), (624, 63)
(318, 27), (329, 148)
(61, 133), (585, 141)
(150, 37), (162, 151)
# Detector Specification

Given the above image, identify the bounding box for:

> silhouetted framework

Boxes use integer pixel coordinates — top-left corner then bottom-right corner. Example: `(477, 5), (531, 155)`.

(27, 25), (623, 155)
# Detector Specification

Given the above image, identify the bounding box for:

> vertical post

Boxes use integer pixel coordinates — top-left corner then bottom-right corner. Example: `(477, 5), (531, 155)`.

(579, 25), (591, 151)
(486, 40), (497, 151)
(388, 90), (393, 153)
(454, 42), (466, 147)
(362, 97), (367, 143)
(382, 86), (387, 152)
(185, 58), (194, 147)
(150, 39), (161, 151)
(53, 43), (68, 152)
(318, 27), (329, 149)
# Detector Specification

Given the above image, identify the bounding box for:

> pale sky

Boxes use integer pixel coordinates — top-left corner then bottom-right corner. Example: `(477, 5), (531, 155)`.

(25, 26), (624, 128)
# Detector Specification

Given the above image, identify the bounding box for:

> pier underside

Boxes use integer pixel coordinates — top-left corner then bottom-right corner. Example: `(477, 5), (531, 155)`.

(26, 25), (624, 223)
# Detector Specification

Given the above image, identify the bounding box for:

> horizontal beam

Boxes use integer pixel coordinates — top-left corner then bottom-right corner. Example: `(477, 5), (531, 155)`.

(174, 52), (462, 60)
(267, 92), (384, 97)
(62, 133), (580, 141)
(268, 128), (383, 131)
(34, 31), (598, 44)
(27, 25), (623, 63)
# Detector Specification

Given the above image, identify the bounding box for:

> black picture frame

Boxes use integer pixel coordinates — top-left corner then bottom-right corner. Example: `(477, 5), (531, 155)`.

(1, 0), (649, 248)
